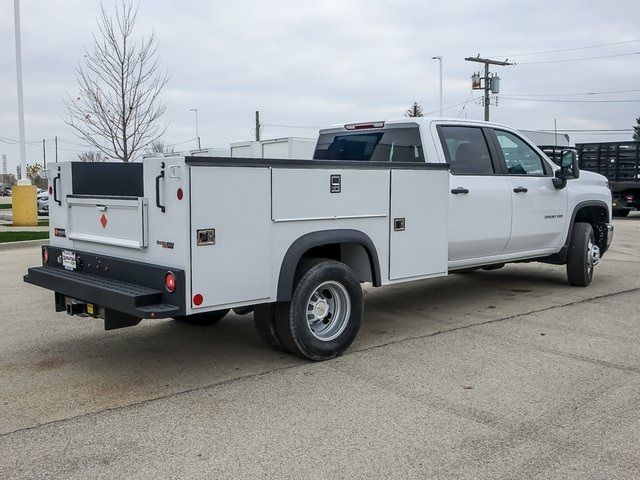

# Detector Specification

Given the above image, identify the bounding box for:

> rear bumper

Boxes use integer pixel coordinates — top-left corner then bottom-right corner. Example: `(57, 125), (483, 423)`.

(24, 246), (186, 320)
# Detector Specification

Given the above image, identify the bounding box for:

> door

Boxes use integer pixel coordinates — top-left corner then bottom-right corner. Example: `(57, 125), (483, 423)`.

(190, 166), (271, 309)
(491, 129), (568, 253)
(389, 169), (449, 280)
(438, 125), (512, 262)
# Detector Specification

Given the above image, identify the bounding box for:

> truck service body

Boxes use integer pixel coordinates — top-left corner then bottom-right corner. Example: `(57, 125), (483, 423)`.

(25, 118), (614, 360)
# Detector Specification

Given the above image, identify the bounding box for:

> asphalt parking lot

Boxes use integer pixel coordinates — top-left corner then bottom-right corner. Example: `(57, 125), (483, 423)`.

(1, 215), (639, 479)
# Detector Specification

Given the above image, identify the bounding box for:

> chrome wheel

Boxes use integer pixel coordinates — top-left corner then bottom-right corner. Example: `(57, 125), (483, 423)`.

(587, 238), (600, 275)
(306, 281), (351, 342)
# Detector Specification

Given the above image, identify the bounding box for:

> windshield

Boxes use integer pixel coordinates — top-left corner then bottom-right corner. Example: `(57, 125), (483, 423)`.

(313, 127), (425, 162)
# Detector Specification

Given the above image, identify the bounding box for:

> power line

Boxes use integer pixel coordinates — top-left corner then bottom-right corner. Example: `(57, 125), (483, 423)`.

(493, 38), (640, 58)
(262, 123), (321, 129)
(503, 88), (640, 97)
(501, 96), (640, 103)
(515, 51), (640, 65)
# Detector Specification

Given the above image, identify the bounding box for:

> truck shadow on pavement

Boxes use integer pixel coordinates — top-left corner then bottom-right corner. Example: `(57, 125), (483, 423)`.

(2, 262), (597, 434)
(39, 263), (570, 377)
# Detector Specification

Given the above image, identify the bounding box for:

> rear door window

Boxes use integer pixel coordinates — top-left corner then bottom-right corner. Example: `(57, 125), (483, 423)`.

(314, 127), (425, 162)
(438, 126), (494, 175)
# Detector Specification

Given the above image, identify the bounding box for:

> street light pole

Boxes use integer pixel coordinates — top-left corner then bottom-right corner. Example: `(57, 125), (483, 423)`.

(190, 108), (201, 150)
(431, 56), (443, 116)
(13, 0), (27, 183)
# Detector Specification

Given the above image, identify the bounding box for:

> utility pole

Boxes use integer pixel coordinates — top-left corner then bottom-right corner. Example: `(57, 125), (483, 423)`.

(255, 111), (261, 141)
(465, 56), (512, 121)
(431, 56), (443, 116)
(42, 138), (46, 168)
(54, 136), (58, 162)
(189, 108), (201, 150)
(13, 0), (27, 183)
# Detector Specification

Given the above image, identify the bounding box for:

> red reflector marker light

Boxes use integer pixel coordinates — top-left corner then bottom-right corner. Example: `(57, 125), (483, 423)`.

(177, 188), (184, 200)
(165, 272), (176, 292)
(193, 294), (203, 306)
(42, 247), (49, 264)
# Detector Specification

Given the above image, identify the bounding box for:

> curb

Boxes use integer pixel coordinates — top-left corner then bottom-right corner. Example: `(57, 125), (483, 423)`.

(0, 239), (48, 251)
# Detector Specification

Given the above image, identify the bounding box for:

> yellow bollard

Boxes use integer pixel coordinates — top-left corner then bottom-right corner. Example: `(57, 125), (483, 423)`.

(11, 184), (38, 227)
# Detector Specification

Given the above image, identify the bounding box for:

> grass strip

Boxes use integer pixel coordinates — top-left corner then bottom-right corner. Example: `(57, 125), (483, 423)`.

(0, 231), (49, 243)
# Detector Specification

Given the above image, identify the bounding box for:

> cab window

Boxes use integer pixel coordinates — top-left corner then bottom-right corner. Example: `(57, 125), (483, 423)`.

(313, 127), (425, 162)
(438, 126), (494, 175)
(494, 130), (546, 176)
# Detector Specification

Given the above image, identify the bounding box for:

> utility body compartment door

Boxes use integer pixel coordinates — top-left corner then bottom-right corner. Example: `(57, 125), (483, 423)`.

(66, 196), (148, 249)
(190, 166), (271, 309)
(389, 169), (448, 280)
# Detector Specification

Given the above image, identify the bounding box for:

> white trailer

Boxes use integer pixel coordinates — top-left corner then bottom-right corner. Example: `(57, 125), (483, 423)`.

(25, 118), (614, 360)
(230, 141), (262, 158)
(231, 137), (316, 159)
(261, 137), (316, 159)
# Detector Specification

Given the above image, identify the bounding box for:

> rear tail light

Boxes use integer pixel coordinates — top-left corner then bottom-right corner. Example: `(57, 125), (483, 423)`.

(165, 272), (176, 293)
(42, 247), (49, 264)
(625, 194), (634, 201)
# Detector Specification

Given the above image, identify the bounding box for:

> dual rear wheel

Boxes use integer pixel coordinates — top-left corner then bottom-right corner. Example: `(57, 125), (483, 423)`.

(254, 259), (363, 361)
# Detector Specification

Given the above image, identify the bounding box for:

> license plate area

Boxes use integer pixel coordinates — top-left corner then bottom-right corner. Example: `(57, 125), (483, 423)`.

(62, 250), (77, 271)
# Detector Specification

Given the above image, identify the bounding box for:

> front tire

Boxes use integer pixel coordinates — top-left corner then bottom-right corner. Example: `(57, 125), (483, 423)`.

(174, 308), (230, 326)
(567, 223), (599, 287)
(275, 259), (363, 361)
(613, 209), (630, 217)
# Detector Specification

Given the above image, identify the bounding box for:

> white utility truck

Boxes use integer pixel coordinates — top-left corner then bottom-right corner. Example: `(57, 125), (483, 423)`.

(25, 118), (614, 361)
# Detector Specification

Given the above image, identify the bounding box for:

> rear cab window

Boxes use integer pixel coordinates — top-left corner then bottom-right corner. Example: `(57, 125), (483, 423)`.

(314, 126), (425, 162)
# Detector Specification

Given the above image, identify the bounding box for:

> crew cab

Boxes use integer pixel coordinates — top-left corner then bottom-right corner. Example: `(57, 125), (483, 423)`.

(24, 118), (614, 361)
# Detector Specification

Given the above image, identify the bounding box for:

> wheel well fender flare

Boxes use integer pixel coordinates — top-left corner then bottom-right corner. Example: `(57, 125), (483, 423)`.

(276, 229), (382, 302)
(564, 200), (610, 247)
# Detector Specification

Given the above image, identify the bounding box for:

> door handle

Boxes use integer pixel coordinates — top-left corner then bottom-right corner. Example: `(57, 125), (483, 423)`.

(451, 187), (469, 194)
(513, 187), (528, 193)
(52, 174), (61, 205)
(155, 169), (166, 213)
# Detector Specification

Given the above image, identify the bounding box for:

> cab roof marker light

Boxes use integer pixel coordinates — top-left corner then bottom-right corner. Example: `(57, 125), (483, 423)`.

(344, 121), (385, 130)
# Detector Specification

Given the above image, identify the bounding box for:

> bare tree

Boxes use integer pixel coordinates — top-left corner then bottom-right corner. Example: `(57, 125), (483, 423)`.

(78, 151), (107, 162)
(64, 1), (170, 162)
(26, 163), (43, 181)
(405, 102), (424, 118)
(147, 139), (174, 154)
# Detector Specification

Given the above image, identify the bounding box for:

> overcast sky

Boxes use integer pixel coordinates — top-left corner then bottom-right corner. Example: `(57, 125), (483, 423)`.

(1, 0), (639, 171)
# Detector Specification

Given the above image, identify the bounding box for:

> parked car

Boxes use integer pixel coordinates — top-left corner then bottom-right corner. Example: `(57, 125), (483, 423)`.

(37, 191), (49, 215)
(25, 118), (614, 361)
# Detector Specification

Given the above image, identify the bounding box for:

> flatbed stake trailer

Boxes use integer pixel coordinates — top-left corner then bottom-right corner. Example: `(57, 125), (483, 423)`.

(25, 118), (614, 360)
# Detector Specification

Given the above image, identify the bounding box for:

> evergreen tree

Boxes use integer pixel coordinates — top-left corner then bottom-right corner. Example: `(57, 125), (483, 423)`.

(405, 102), (424, 117)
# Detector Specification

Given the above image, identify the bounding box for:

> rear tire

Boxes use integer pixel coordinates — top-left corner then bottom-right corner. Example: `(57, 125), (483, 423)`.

(482, 263), (505, 271)
(174, 308), (229, 326)
(275, 259), (363, 361)
(567, 223), (598, 287)
(253, 303), (290, 353)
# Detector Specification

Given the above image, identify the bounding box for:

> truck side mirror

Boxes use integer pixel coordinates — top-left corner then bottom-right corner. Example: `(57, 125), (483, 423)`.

(560, 149), (580, 179)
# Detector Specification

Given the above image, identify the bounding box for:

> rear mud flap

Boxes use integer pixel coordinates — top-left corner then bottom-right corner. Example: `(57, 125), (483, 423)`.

(104, 309), (142, 330)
